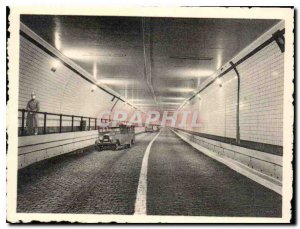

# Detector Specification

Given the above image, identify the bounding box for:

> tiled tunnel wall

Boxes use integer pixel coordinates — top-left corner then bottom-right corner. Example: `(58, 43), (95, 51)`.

(18, 24), (139, 129)
(19, 36), (124, 119)
(182, 22), (284, 148)
(17, 24), (144, 168)
(237, 41), (284, 146)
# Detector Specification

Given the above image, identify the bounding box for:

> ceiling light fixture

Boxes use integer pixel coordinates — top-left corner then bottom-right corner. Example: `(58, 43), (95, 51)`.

(93, 61), (97, 80)
(54, 31), (61, 51)
(82, 53), (127, 57)
(98, 79), (132, 86)
(159, 102), (182, 105)
(170, 56), (213, 61)
(167, 87), (195, 93)
(160, 97), (186, 101)
(169, 69), (214, 79)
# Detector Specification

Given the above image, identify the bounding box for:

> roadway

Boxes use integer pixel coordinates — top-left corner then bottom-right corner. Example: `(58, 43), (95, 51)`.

(17, 128), (281, 217)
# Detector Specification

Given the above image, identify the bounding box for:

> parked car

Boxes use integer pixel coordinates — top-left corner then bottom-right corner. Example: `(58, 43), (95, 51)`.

(145, 124), (160, 132)
(145, 125), (154, 132)
(95, 125), (135, 151)
(153, 125), (160, 132)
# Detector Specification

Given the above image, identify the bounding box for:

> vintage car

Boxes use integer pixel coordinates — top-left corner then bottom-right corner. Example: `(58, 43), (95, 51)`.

(145, 124), (160, 132)
(145, 125), (154, 132)
(153, 125), (160, 132)
(95, 125), (135, 151)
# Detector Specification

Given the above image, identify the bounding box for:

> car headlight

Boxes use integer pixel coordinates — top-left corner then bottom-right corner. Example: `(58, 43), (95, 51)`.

(109, 136), (113, 141)
(99, 136), (103, 140)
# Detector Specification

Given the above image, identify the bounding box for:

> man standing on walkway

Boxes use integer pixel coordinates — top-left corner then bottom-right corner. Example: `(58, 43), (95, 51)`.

(26, 91), (40, 135)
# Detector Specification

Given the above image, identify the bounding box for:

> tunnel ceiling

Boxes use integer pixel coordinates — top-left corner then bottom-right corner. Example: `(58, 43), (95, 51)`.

(20, 15), (279, 111)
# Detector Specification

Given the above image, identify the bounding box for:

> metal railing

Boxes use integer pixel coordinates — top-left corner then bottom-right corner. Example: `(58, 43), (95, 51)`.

(18, 109), (98, 136)
(18, 109), (153, 137)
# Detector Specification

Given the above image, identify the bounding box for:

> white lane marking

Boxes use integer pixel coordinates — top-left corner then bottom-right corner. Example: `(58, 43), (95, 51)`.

(134, 131), (161, 215)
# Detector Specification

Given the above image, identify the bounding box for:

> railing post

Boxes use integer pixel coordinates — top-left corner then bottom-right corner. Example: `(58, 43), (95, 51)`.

(88, 117), (91, 131)
(71, 115), (74, 132)
(59, 114), (62, 133)
(43, 113), (47, 135)
(95, 118), (97, 130)
(81, 117), (83, 131)
(230, 61), (241, 145)
(21, 109), (25, 136)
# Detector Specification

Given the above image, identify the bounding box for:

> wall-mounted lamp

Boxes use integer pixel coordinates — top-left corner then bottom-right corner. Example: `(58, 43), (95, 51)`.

(216, 78), (222, 87)
(196, 94), (201, 100)
(51, 60), (60, 72)
(91, 85), (96, 92)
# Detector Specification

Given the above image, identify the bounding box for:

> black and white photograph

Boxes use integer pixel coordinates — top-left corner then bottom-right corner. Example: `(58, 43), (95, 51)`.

(6, 6), (294, 223)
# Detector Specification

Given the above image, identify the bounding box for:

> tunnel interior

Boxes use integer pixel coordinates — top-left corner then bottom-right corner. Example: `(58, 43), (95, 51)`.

(16, 14), (285, 217)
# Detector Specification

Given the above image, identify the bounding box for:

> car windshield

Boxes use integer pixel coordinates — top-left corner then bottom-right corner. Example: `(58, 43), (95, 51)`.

(98, 127), (120, 134)
(98, 126), (134, 134)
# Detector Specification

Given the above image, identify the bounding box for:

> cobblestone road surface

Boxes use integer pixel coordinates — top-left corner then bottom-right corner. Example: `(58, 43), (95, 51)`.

(17, 132), (156, 214)
(17, 128), (281, 217)
(147, 129), (281, 217)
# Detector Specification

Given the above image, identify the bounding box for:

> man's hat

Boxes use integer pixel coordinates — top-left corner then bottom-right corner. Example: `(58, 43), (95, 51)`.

(31, 91), (36, 96)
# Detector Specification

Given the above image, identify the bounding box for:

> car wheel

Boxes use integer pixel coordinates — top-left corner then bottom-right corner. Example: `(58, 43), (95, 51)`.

(115, 141), (120, 150)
